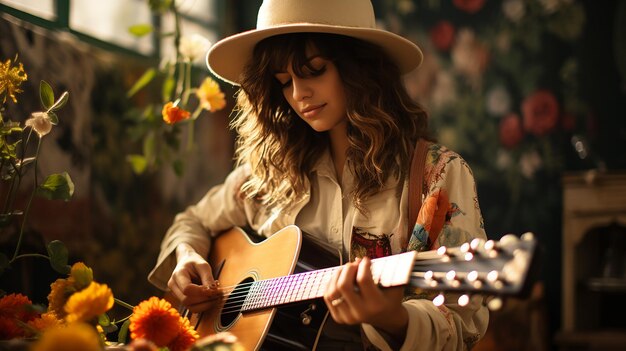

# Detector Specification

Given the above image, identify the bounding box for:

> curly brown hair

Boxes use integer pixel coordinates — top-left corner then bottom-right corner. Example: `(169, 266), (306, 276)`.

(232, 33), (431, 212)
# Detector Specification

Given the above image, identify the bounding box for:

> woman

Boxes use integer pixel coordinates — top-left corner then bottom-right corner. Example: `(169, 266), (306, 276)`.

(149, 0), (488, 350)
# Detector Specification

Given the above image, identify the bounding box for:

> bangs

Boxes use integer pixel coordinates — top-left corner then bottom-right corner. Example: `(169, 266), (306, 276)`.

(255, 33), (336, 77)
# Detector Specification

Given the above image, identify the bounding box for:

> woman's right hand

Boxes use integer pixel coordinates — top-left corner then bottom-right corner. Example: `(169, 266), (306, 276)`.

(167, 243), (220, 313)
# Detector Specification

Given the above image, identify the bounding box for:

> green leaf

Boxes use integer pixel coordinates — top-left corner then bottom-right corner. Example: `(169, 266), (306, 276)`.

(172, 159), (184, 176)
(117, 320), (131, 344)
(98, 313), (111, 327)
(127, 154), (148, 174)
(127, 68), (156, 98)
(36, 172), (75, 201)
(47, 111), (59, 125)
(128, 24), (153, 37)
(143, 132), (156, 163)
(49, 91), (69, 112)
(161, 76), (175, 103)
(40, 80), (54, 110)
(47, 240), (70, 274)
(0, 253), (9, 275)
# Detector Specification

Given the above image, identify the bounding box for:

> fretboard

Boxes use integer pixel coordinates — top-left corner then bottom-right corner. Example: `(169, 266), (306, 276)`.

(241, 251), (417, 312)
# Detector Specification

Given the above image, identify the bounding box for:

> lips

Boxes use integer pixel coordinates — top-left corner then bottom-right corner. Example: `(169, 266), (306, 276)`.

(301, 103), (326, 118)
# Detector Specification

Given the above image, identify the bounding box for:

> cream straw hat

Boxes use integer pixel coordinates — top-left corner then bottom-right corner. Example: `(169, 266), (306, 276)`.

(206, 0), (423, 85)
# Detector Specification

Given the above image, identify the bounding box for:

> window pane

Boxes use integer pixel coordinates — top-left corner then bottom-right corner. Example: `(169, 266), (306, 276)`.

(0, 0), (56, 20)
(160, 12), (219, 66)
(69, 0), (154, 55)
(175, 0), (217, 22)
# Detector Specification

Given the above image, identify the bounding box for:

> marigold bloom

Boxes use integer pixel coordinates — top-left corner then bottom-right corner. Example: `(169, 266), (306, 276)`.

(167, 317), (199, 351)
(0, 293), (37, 321)
(129, 297), (183, 347)
(162, 101), (191, 124)
(47, 278), (76, 319)
(70, 262), (93, 290)
(0, 316), (25, 340)
(32, 323), (101, 351)
(196, 77), (226, 113)
(0, 57), (28, 103)
(25, 112), (53, 137)
(64, 282), (114, 323)
(27, 312), (63, 336)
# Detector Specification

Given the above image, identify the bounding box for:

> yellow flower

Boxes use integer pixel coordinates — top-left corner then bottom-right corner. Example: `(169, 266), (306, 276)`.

(129, 297), (182, 347)
(25, 112), (53, 137)
(196, 77), (226, 112)
(31, 323), (101, 351)
(70, 262), (93, 290)
(64, 282), (114, 323)
(47, 278), (76, 320)
(167, 317), (199, 351)
(0, 57), (28, 103)
(162, 101), (191, 125)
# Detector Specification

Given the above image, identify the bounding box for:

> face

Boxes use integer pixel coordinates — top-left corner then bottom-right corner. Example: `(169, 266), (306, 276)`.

(274, 53), (348, 134)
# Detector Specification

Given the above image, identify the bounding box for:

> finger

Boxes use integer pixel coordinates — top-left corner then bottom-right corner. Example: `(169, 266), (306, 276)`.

(198, 263), (216, 287)
(324, 266), (342, 305)
(355, 257), (382, 300)
(167, 281), (186, 304)
(337, 259), (360, 301)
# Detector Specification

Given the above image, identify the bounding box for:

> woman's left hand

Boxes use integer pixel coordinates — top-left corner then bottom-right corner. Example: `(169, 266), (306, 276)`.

(323, 257), (409, 340)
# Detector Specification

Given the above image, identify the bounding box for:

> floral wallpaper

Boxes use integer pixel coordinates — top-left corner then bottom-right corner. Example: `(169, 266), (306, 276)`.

(372, 0), (626, 342)
(374, 0), (626, 238)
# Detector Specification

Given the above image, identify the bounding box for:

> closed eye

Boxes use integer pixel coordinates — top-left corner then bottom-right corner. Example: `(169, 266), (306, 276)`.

(274, 73), (292, 89)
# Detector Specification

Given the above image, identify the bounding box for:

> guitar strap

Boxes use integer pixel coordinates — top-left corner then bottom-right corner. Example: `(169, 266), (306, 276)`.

(407, 138), (429, 240)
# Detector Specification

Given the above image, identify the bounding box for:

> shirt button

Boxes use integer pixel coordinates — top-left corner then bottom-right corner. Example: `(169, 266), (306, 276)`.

(331, 226), (339, 234)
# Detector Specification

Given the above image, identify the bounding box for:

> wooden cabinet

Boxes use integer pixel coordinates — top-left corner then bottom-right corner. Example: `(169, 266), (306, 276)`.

(557, 172), (626, 350)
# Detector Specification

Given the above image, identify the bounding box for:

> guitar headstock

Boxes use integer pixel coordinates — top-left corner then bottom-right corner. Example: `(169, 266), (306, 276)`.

(410, 232), (539, 310)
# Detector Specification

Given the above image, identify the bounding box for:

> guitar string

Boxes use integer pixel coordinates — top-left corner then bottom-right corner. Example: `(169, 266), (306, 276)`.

(203, 259), (452, 314)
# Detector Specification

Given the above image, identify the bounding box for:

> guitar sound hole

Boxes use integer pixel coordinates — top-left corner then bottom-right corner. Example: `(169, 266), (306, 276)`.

(220, 276), (254, 327)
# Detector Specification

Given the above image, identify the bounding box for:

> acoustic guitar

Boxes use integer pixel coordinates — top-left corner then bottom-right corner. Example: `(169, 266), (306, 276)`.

(182, 225), (539, 350)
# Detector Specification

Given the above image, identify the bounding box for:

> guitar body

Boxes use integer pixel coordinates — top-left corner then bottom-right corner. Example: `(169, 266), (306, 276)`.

(191, 225), (311, 351)
(181, 226), (538, 351)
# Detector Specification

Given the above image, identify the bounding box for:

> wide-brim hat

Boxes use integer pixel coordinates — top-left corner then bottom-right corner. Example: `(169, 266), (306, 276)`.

(206, 0), (423, 86)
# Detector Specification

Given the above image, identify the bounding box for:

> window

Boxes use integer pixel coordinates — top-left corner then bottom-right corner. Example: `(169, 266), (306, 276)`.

(0, 0), (223, 59)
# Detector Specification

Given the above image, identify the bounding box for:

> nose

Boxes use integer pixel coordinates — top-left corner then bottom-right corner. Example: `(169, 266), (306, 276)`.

(291, 76), (312, 101)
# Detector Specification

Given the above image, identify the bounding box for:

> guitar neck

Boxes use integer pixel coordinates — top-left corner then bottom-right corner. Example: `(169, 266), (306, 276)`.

(240, 251), (417, 312)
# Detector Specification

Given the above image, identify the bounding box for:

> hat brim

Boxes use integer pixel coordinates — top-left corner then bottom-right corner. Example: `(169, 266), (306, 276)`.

(206, 24), (423, 85)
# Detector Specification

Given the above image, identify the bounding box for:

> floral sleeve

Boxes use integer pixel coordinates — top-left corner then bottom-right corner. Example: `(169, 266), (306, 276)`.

(363, 143), (489, 351)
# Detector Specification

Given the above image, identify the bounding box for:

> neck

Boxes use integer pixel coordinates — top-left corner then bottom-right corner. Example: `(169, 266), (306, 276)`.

(328, 121), (349, 184)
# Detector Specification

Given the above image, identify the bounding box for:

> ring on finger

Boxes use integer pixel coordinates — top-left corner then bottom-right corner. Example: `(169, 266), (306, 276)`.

(330, 296), (345, 307)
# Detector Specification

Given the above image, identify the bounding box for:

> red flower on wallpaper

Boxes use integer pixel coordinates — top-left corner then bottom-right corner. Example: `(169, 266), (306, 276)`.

(522, 89), (560, 136)
(499, 113), (525, 149)
(453, 0), (486, 14)
(430, 20), (456, 52)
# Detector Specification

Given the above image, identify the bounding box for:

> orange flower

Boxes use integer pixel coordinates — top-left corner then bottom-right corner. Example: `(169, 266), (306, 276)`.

(64, 282), (114, 323)
(162, 101), (191, 124)
(0, 293), (37, 321)
(196, 77), (226, 112)
(47, 278), (76, 319)
(416, 189), (450, 245)
(129, 297), (181, 347)
(27, 312), (63, 336)
(0, 316), (25, 339)
(167, 317), (199, 351)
